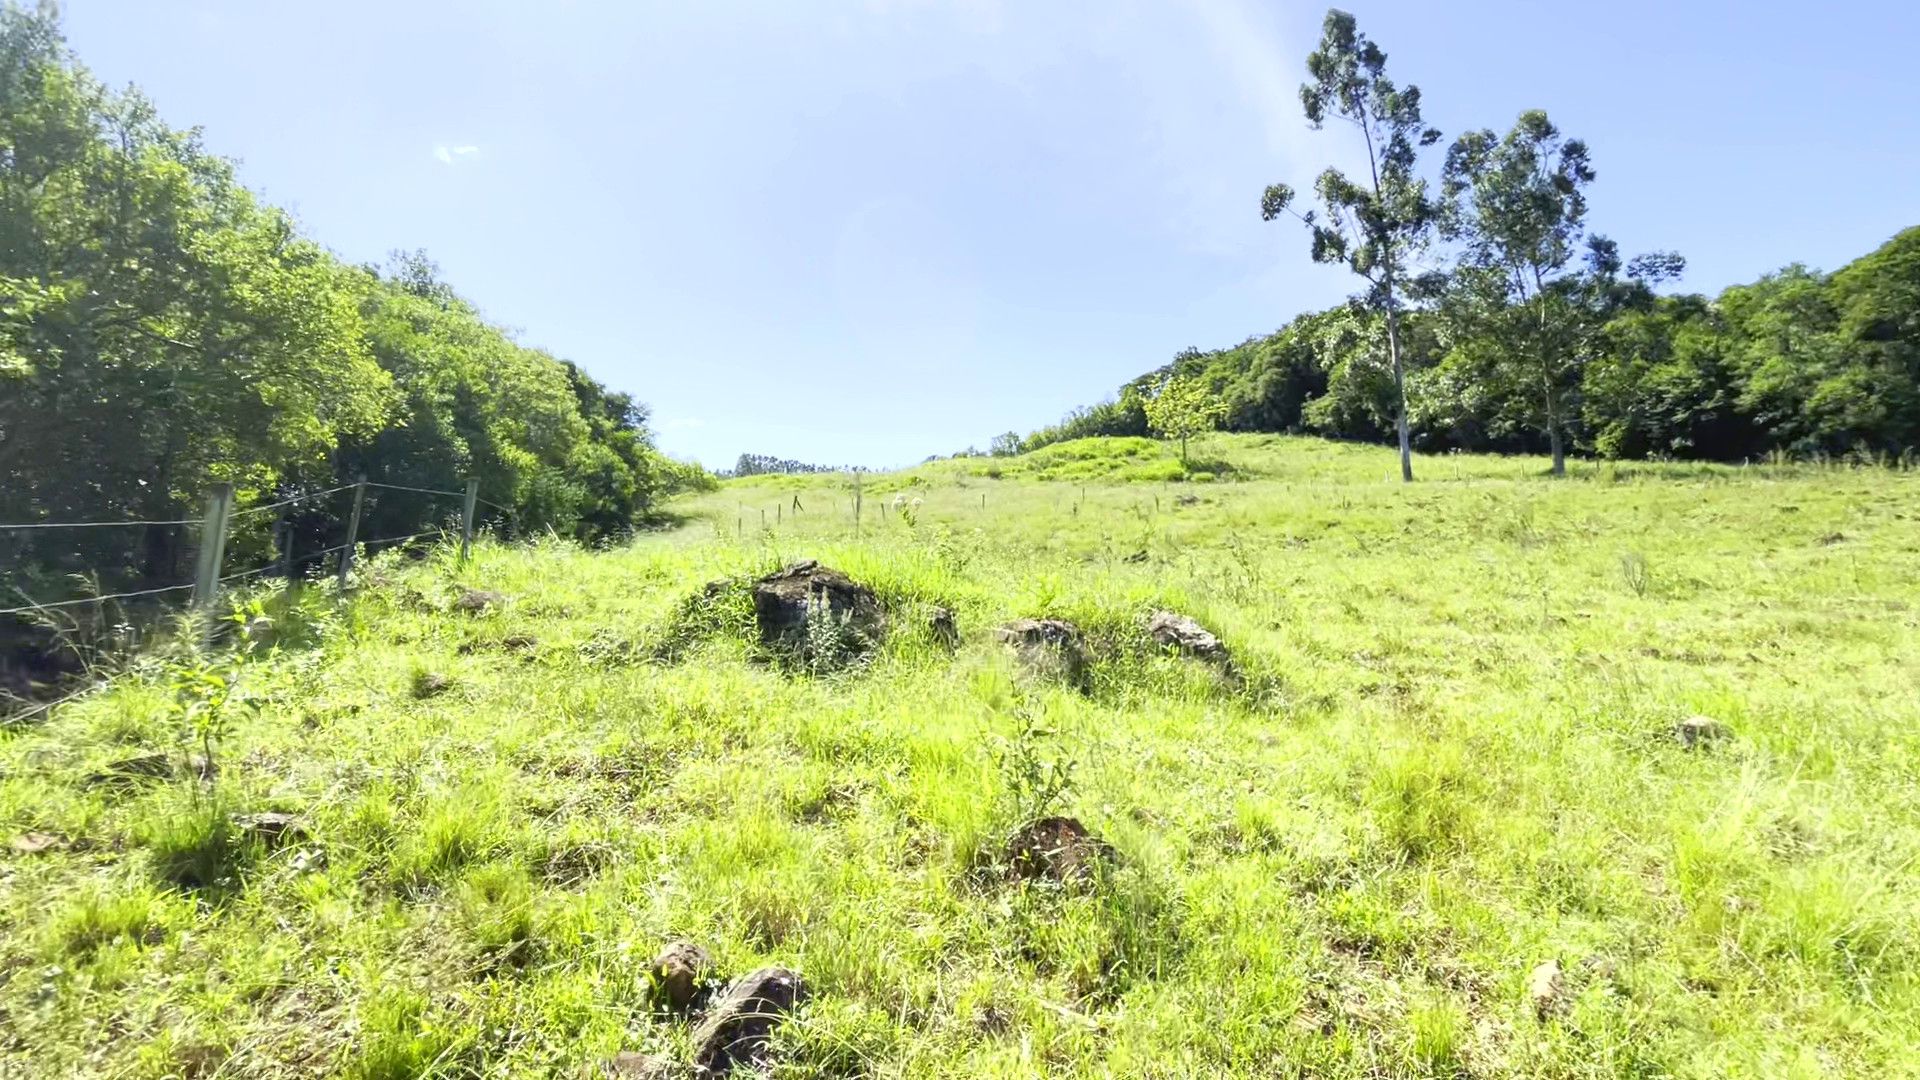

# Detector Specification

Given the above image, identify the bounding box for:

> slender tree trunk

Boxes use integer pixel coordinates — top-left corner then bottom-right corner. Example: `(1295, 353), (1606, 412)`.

(1384, 305), (1414, 483)
(1535, 286), (1565, 477)
(1545, 398), (1565, 476)
(1362, 115), (1413, 484)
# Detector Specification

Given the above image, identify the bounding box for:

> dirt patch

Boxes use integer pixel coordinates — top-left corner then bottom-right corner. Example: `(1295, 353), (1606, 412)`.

(1006, 816), (1116, 886)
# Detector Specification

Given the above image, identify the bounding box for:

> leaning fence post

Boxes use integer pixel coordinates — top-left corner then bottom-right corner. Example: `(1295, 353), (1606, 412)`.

(853, 471), (863, 538)
(459, 477), (480, 565)
(193, 483), (234, 642)
(338, 478), (367, 588)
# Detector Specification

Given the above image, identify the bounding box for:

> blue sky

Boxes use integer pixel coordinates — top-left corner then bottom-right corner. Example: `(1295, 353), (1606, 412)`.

(62, 0), (1920, 468)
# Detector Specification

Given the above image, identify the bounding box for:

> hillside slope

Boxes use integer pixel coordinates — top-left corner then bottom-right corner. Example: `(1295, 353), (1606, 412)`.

(4, 436), (1918, 1077)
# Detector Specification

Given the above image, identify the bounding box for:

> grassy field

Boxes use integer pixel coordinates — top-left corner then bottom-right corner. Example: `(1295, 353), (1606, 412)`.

(4, 434), (1919, 1078)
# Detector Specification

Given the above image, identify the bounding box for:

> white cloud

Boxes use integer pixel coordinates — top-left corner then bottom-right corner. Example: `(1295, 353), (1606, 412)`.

(433, 144), (482, 166)
(660, 416), (705, 431)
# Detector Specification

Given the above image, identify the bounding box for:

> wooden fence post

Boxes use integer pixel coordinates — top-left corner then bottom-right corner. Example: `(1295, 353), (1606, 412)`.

(854, 471), (863, 538)
(337, 479), (366, 588)
(459, 477), (479, 565)
(279, 513), (296, 584)
(193, 483), (233, 642)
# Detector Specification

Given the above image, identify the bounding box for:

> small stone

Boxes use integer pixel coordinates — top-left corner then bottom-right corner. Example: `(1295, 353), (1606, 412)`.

(1145, 610), (1231, 665)
(453, 589), (506, 613)
(1579, 954), (1619, 982)
(994, 619), (1090, 686)
(233, 811), (309, 850)
(691, 966), (806, 1075)
(1529, 959), (1566, 1020)
(10, 831), (65, 854)
(412, 671), (453, 699)
(1674, 715), (1731, 749)
(605, 1051), (683, 1078)
(648, 940), (712, 1013)
(928, 606), (959, 649)
(86, 752), (175, 787)
(973, 1002), (1012, 1035)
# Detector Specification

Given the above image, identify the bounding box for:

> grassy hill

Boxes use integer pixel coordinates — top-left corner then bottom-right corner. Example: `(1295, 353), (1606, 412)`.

(4, 434), (1918, 1077)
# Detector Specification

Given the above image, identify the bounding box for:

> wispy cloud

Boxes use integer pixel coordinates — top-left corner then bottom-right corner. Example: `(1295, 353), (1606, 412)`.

(660, 416), (705, 431)
(433, 144), (481, 166)
(1187, 0), (1316, 167)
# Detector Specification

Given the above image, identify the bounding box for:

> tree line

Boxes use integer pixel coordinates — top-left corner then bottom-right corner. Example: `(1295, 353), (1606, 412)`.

(1021, 11), (1918, 474)
(726, 454), (857, 478)
(0, 4), (712, 616)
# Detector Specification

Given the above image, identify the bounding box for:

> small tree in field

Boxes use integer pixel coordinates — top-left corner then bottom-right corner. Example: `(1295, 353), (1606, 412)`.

(1145, 374), (1227, 464)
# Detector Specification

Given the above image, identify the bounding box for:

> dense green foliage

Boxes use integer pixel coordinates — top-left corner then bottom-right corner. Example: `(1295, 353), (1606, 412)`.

(1029, 9), (1918, 469)
(1048, 229), (1918, 464)
(0, 5), (704, 612)
(1141, 372), (1227, 463)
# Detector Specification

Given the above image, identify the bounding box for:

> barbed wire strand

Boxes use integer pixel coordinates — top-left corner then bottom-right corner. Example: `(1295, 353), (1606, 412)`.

(229, 484), (357, 519)
(219, 562), (283, 585)
(2, 682), (102, 724)
(0, 581), (196, 618)
(0, 515), (196, 532)
(365, 481), (467, 500)
(368, 529), (447, 548)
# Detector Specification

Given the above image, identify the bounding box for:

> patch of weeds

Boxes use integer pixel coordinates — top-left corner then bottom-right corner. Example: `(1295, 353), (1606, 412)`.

(349, 988), (476, 1080)
(651, 576), (756, 661)
(776, 997), (904, 1077)
(409, 666), (453, 699)
(1004, 860), (1185, 1004)
(1364, 741), (1476, 863)
(138, 794), (256, 891)
(793, 592), (878, 676)
(389, 796), (512, 892)
(1504, 503), (1543, 547)
(531, 823), (623, 886)
(456, 862), (538, 968)
(994, 708), (1077, 829)
(1619, 550), (1652, 597)
(575, 628), (642, 667)
(1406, 994), (1470, 1077)
(52, 886), (168, 957)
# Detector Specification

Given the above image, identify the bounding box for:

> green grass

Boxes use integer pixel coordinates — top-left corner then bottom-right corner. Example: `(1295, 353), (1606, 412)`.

(4, 433), (1919, 1077)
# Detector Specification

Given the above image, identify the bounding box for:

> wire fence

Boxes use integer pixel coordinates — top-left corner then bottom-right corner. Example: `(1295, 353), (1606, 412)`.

(2, 478), (500, 711)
